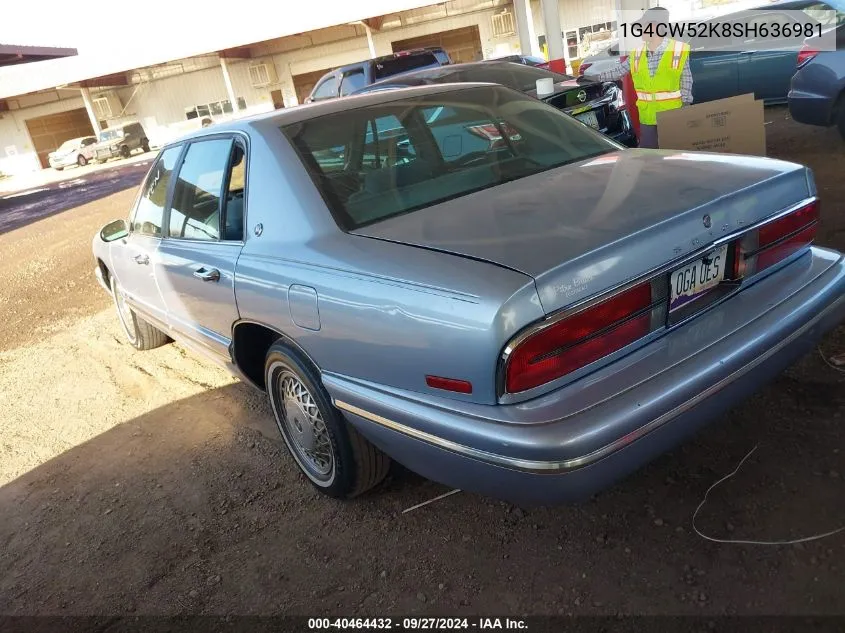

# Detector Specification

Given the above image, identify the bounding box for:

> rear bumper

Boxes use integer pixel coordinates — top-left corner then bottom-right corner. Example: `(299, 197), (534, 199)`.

(326, 247), (845, 504)
(788, 89), (835, 127)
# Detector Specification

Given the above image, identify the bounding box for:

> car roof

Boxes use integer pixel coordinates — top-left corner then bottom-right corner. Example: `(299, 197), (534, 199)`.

(362, 60), (553, 88)
(169, 82), (501, 142)
(331, 47), (445, 75)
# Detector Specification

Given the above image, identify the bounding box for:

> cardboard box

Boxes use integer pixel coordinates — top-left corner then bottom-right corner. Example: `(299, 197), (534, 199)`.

(656, 93), (766, 156)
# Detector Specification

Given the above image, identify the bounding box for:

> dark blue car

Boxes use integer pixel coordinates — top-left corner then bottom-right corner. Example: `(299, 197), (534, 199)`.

(789, 22), (845, 138)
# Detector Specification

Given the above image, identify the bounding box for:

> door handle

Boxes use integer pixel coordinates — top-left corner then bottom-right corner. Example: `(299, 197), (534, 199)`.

(193, 267), (221, 282)
(134, 253), (149, 265)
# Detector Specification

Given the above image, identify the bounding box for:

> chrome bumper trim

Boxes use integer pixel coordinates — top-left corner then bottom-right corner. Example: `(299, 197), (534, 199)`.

(335, 290), (844, 474)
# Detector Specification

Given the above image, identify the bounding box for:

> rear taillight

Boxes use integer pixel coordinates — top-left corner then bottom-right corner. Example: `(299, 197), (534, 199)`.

(797, 45), (819, 68)
(578, 62), (592, 76)
(505, 283), (656, 393)
(504, 199), (819, 396)
(733, 200), (819, 278)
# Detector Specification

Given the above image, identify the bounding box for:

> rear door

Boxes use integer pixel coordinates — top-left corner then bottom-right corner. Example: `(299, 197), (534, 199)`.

(736, 11), (804, 101)
(110, 146), (183, 326)
(156, 135), (246, 360)
(689, 29), (740, 104)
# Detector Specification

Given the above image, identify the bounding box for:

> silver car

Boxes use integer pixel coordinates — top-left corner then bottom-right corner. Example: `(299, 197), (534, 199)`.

(48, 136), (97, 170)
(92, 83), (845, 504)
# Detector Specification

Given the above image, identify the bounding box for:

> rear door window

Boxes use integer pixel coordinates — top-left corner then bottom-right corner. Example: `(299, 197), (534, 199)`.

(168, 138), (233, 241)
(340, 70), (367, 96)
(311, 77), (339, 101)
(131, 146), (181, 236)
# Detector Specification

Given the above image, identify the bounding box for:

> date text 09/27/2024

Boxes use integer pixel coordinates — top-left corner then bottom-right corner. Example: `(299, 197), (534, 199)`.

(308, 618), (528, 630)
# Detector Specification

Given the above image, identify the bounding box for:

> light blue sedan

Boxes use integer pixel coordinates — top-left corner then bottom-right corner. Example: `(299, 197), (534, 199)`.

(93, 83), (845, 504)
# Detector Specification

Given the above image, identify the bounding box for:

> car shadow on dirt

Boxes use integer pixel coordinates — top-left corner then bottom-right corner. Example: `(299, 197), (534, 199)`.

(0, 161), (152, 235)
(1, 352), (844, 616)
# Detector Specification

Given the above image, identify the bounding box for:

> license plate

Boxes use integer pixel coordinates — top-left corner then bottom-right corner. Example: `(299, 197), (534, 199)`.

(576, 110), (600, 129)
(669, 245), (728, 311)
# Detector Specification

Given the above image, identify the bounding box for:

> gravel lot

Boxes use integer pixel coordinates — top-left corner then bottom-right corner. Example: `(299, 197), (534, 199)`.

(1, 107), (844, 617)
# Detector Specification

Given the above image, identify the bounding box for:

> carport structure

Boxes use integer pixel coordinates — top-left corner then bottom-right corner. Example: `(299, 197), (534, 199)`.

(0, 44), (77, 67)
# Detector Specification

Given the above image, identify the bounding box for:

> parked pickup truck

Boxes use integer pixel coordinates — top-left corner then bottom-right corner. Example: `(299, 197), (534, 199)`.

(305, 47), (452, 102)
(92, 122), (151, 162)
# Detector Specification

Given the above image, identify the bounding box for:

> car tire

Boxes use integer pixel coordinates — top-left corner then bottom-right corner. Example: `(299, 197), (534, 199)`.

(264, 343), (390, 499)
(110, 275), (169, 351)
(54, 166), (64, 171)
(77, 154), (88, 167)
(141, 140), (151, 153)
(120, 145), (131, 159)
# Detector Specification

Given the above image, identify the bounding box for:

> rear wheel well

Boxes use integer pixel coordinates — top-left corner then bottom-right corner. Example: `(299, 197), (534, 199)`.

(232, 323), (307, 390)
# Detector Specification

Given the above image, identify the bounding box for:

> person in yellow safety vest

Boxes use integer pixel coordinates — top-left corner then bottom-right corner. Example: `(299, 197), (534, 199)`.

(591, 7), (693, 149)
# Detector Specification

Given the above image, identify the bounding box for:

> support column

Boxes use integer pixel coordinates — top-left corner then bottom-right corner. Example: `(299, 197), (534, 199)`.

(364, 23), (377, 59)
(219, 57), (239, 113)
(80, 87), (102, 136)
(514, 0), (541, 57)
(540, 0), (566, 73)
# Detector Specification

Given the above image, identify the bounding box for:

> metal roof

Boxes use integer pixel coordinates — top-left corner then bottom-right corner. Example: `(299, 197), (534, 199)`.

(0, 0), (442, 100)
(0, 44), (77, 67)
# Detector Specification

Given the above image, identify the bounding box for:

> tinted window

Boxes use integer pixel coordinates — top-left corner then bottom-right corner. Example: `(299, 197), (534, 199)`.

(82, 137), (96, 146)
(168, 139), (233, 241)
(340, 70), (367, 96)
(802, 3), (845, 26)
(374, 53), (439, 79)
(311, 77), (338, 100)
(131, 146), (181, 236)
(283, 86), (615, 230)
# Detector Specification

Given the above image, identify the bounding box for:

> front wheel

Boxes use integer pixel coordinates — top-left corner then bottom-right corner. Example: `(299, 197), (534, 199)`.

(110, 275), (169, 350)
(120, 145), (131, 159)
(265, 343), (390, 499)
(77, 154), (88, 167)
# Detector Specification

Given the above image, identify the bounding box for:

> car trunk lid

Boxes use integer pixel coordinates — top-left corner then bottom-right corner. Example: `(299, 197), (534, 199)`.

(352, 150), (812, 314)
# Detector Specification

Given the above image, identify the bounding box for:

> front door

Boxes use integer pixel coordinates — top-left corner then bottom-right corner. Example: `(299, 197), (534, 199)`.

(156, 136), (246, 361)
(110, 146), (183, 326)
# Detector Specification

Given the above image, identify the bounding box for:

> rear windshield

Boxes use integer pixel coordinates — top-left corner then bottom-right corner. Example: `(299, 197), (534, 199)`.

(282, 85), (617, 230)
(374, 53), (440, 79)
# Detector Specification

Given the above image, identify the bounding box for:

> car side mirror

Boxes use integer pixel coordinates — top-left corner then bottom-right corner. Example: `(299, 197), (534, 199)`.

(100, 218), (128, 242)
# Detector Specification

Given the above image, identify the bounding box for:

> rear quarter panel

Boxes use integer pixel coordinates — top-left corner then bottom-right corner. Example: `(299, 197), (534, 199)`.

(234, 120), (543, 405)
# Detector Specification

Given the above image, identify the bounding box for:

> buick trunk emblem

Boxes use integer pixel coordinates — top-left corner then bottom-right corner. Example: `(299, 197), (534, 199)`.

(702, 214), (712, 228)
(576, 90), (587, 103)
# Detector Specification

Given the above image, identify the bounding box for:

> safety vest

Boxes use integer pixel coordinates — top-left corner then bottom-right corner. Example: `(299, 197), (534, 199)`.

(630, 39), (690, 126)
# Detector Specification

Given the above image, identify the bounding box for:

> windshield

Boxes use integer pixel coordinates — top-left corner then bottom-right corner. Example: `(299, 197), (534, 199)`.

(374, 53), (440, 79)
(405, 64), (574, 92)
(282, 86), (617, 230)
(99, 128), (123, 142)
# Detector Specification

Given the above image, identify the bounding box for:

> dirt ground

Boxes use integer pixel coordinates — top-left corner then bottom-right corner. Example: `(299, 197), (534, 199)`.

(1, 107), (845, 617)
